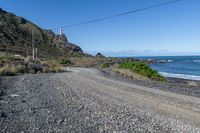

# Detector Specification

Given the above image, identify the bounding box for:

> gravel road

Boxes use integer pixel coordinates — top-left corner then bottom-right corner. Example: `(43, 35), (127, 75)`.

(1, 67), (200, 133)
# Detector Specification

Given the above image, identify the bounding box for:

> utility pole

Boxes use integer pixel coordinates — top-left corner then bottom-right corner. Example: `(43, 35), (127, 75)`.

(32, 30), (35, 59)
(26, 48), (29, 57)
(25, 42), (29, 57)
(35, 48), (38, 59)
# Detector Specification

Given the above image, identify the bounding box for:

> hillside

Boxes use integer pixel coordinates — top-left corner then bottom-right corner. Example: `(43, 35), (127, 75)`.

(0, 8), (90, 59)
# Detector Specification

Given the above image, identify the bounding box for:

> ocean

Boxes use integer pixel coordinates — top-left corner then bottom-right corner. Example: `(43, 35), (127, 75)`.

(136, 56), (200, 81)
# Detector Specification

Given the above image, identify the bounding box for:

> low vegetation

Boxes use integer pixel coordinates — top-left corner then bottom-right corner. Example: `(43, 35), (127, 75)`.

(58, 58), (71, 65)
(113, 67), (148, 80)
(100, 63), (110, 68)
(116, 61), (166, 82)
(0, 64), (24, 76)
(42, 60), (63, 73)
(0, 54), (63, 76)
(0, 54), (24, 63)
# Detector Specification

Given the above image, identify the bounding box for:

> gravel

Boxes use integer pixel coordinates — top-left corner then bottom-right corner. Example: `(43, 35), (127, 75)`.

(0, 67), (200, 133)
(99, 68), (200, 98)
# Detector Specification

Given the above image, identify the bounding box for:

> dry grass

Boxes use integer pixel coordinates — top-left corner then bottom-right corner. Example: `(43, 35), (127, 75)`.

(70, 57), (97, 67)
(0, 55), (64, 76)
(112, 67), (148, 81)
(0, 64), (24, 76)
(41, 60), (63, 73)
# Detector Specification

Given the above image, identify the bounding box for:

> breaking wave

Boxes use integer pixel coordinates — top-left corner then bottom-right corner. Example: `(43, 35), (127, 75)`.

(193, 60), (200, 63)
(159, 72), (200, 81)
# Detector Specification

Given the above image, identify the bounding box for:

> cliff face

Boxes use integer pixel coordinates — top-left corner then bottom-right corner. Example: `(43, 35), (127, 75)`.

(43, 29), (83, 53)
(0, 8), (86, 58)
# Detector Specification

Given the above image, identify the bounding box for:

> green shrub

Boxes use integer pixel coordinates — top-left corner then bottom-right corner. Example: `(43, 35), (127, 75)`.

(118, 62), (166, 82)
(58, 58), (71, 65)
(0, 54), (24, 63)
(100, 63), (110, 68)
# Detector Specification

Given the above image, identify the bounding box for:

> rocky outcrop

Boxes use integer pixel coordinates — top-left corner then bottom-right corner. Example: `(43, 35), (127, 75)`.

(95, 52), (105, 58)
(67, 43), (83, 53)
(43, 29), (68, 46)
(43, 30), (83, 53)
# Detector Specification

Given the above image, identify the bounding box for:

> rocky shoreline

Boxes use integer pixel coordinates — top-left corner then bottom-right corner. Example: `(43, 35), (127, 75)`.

(100, 68), (200, 98)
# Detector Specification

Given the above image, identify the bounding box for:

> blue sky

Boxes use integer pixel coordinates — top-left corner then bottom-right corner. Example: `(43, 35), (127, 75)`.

(0, 0), (200, 56)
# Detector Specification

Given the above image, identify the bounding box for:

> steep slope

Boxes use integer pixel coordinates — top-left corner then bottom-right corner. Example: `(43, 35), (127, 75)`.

(0, 8), (90, 59)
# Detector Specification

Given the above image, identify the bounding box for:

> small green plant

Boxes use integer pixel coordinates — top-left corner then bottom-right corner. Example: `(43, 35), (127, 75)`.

(0, 54), (24, 63)
(58, 58), (71, 65)
(100, 63), (110, 68)
(118, 62), (166, 82)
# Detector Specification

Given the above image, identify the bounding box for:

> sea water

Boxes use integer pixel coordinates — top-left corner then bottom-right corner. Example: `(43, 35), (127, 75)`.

(136, 56), (200, 81)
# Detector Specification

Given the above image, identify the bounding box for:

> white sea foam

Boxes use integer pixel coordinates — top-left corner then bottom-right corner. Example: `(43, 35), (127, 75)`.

(193, 60), (200, 63)
(159, 72), (200, 81)
(167, 60), (173, 63)
(157, 60), (173, 63)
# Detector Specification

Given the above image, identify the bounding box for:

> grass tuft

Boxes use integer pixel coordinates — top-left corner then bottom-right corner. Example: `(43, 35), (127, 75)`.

(42, 60), (63, 73)
(0, 55), (64, 76)
(0, 64), (24, 76)
(58, 58), (71, 65)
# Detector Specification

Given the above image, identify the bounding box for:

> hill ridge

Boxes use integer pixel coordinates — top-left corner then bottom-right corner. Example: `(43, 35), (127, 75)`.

(0, 8), (89, 59)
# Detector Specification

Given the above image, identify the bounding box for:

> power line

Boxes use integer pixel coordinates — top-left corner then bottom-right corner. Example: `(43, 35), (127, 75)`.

(54, 0), (183, 29)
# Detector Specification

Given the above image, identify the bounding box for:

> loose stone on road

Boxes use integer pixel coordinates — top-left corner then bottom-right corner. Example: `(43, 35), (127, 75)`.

(0, 68), (200, 132)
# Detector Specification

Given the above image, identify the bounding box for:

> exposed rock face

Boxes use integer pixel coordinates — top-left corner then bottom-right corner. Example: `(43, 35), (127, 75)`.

(0, 8), (86, 58)
(58, 34), (68, 44)
(43, 30), (82, 53)
(67, 43), (83, 53)
(43, 29), (65, 46)
(95, 52), (105, 58)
